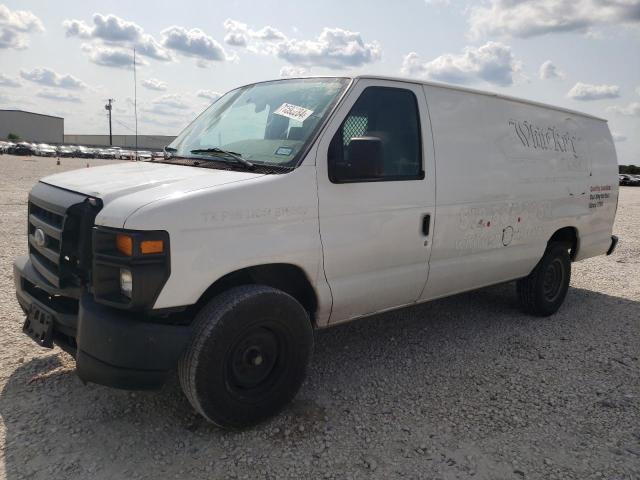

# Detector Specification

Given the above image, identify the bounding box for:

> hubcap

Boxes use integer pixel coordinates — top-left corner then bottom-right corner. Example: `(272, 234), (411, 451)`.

(542, 258), (564, 302)
(228, 327), (280, 391)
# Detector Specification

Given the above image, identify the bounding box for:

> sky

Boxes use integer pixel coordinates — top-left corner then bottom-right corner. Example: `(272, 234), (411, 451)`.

(0, 0), (638, 164)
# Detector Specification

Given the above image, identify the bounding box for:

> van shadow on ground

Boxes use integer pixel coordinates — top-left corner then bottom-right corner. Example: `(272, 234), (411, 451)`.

(1, 283), (639, 479)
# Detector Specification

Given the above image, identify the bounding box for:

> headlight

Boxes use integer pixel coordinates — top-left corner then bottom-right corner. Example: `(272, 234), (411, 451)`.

(92, 227), (170, 310)
(120, 268), (133, 298)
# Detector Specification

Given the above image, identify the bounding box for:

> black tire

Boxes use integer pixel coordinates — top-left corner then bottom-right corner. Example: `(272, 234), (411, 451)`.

(516, 243), (571, 317)
(178, 285), (314, 429)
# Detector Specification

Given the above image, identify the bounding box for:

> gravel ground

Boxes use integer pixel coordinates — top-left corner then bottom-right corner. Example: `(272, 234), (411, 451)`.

(0, 155), (638, 480)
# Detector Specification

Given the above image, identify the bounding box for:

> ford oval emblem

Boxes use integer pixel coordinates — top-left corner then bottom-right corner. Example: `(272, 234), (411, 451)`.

(34, 228), (47, 248)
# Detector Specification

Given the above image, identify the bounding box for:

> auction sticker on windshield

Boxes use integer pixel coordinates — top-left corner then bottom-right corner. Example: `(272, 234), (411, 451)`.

(274, 103), (314, 122)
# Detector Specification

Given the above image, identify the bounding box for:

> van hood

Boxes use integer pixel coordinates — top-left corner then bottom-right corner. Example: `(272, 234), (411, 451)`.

(41, 161), (264, 203)
(40, 161), (265, 227)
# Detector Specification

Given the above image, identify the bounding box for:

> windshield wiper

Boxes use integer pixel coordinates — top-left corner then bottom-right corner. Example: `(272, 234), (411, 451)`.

(190, 147), (254, 169)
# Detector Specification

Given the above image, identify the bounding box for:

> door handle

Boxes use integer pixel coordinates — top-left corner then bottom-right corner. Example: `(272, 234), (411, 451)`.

(422, 214), (431, 236)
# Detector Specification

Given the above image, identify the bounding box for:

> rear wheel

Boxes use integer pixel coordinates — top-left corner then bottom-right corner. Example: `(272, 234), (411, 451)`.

(516, 243), (571, 317)
(178, 285), (314, 429)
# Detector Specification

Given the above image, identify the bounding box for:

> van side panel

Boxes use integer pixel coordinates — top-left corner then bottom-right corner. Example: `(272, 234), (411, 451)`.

(420, 85), (618, 301)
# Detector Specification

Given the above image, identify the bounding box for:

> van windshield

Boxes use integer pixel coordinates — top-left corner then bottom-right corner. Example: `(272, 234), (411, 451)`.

(166, 78), (349, 169)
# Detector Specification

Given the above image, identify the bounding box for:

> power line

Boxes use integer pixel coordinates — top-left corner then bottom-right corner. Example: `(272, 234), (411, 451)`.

(113, 118), (136, 132)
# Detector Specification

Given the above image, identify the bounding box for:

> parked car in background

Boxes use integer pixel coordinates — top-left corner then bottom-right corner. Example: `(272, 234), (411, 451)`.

(13, 142), (36, 156)
(119, 150), (135, 160)
(0, 141), (13, 153)
(95, 148), (117, 159)
(136, 150), (152, 161)
(73, 146), (94, 158)
(4, 142), (17, 154)
(619, 174), (640, 186)
(56, 145), (74, 157)
(36, 144), (57, 157)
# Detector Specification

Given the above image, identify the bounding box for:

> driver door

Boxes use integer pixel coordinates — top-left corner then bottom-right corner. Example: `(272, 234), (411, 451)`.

(315, 79), (436, 323)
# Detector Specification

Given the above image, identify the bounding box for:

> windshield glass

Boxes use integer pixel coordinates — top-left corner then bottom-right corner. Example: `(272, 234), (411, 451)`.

(167, 78), (349, 168)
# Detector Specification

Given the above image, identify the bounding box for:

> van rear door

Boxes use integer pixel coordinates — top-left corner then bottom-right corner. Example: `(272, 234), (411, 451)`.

(315, 79), (436, 323)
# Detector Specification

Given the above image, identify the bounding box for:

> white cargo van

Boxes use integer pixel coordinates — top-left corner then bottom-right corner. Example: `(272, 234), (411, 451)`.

(14, 76), (619, 428)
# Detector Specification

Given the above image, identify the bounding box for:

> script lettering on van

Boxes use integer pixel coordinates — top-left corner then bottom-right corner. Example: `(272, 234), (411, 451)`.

(508, 119), (578, 158)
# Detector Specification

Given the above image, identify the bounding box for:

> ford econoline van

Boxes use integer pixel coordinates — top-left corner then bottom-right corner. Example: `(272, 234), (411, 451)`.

(14, 76), (619, 428)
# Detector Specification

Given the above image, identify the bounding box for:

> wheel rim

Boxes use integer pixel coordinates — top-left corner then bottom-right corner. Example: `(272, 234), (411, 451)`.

(225, 323), (287, 399)
(542, 258), (565, 302)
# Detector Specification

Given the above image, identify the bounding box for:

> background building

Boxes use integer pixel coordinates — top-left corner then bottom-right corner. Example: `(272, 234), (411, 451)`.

(1, 109), (176, 150)
(0, 110), (64, 144)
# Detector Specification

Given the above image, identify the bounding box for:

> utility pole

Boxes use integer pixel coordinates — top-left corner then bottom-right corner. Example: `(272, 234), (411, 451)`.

(133, 47), (138, 160)
(105, 98), (115, 146)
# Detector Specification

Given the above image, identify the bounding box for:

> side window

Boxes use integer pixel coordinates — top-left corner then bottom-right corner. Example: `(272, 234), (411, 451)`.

(328, 86), (423, 182)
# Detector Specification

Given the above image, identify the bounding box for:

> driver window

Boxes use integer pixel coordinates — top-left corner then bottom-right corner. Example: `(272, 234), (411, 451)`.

(328, 86), (423, 183)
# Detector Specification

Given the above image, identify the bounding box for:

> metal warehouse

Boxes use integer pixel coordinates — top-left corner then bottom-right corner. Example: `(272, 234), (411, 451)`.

(0, 109), (64, 144)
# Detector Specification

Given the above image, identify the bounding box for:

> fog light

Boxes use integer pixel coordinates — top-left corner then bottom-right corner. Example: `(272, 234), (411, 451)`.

(120, 268), (133, 298)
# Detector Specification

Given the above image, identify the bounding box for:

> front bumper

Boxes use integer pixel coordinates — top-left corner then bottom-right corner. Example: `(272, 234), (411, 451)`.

(14, 255), (192, 390)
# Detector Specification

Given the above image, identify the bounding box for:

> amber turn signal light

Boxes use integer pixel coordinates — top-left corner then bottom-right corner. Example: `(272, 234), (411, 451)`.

(140, 239), (164, 255)
(116, 234), (133, 256)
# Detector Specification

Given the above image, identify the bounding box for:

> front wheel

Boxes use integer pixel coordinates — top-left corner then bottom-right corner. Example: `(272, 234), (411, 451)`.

(516, 243), (571, 317)
(178, 285), (314, 429)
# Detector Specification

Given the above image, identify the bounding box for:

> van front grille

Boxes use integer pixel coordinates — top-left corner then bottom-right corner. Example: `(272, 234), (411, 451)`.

(26, 183), (102, 289)
(28, 201), (65, 287)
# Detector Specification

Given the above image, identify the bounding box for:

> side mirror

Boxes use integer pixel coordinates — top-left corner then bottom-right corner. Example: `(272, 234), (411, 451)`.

(343, 136), (383, 180)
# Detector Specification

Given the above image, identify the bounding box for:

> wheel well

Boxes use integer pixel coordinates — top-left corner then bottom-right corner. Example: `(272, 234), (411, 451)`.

(548, 227), (578, 260)
(193, 264), (319, 324)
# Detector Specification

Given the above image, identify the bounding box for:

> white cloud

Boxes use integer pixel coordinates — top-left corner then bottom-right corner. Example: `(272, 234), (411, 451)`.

(63, 14), (171, 62)
(196, 89), (221, 101)
(539, 60), (564, 80)
(91, 13), (142, 42)
(607, 102), (640, 116)
(142, 78), (168, 91)
(469, 0), (640, 39)
(0, 73), (21, 87)
(152, 93), (191, 110)
(223, 19), (249, 47)
(0, 4), (44, 49)
(280, 66), (308, 77)
(612, 132), (627, 142)
(20, 67), (86, 89)
(224, 20), (381, 69)
(567, 82), (620, 100)
(161, 26), (230, 64)
(254, 25), (287, 42)
(401, 41), (521, 87)
(36, 90), (82, 103)
(62, 19), (91, 38)
(277, 27), (381, 69)
(81, 43), (144, 69)
(425, 0), (451, 5)
(223, 19), (286, 48)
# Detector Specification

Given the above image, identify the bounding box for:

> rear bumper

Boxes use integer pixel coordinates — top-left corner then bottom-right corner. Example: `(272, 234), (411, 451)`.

(606, 235), (619, 256)
(14, 255), (192, 390)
